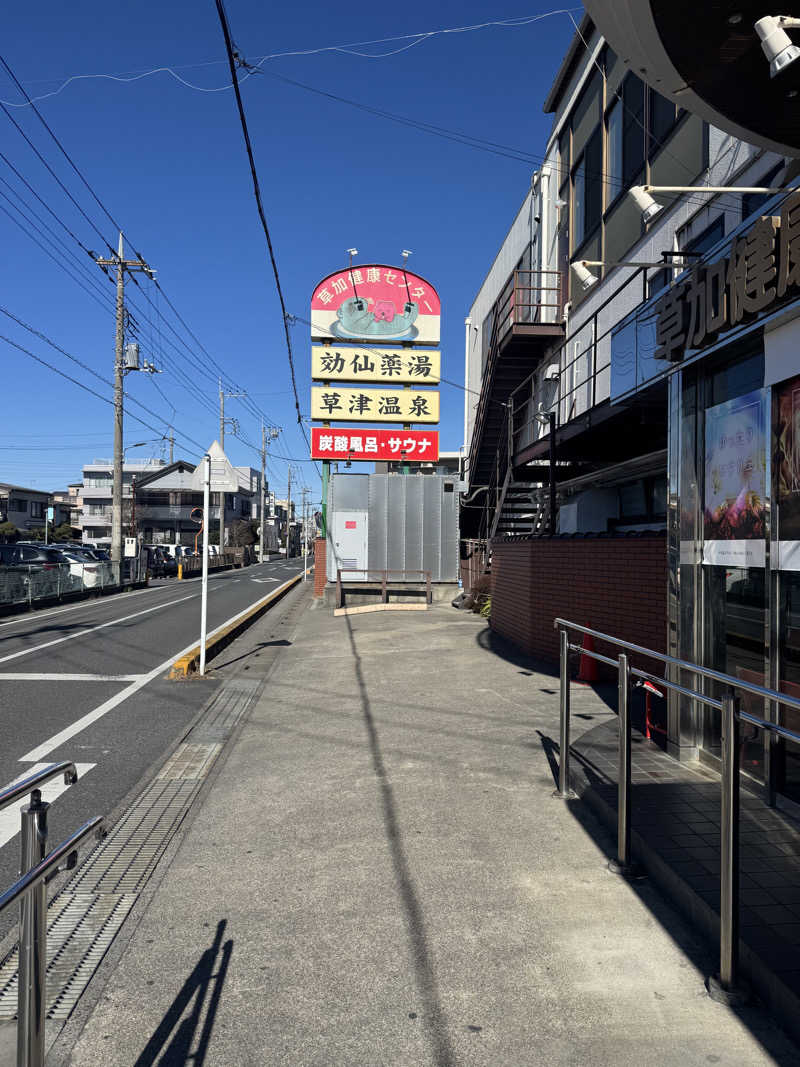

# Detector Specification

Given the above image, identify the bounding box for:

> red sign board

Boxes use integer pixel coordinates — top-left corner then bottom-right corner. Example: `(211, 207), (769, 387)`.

(345, 521), (357, 529)
(311, 427), (439, 462)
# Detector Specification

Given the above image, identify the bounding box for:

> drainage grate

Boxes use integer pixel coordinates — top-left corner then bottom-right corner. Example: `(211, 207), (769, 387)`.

(0, 671), (265, 1024)
(71, 779), (202, 895)
(0, 893), (137, 1019)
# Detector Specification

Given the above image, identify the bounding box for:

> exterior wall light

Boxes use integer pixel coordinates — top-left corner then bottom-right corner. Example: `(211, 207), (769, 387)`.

(755, 16), (800, 78)
(629, 185), (663, 224)
(571, 260), (599, 291)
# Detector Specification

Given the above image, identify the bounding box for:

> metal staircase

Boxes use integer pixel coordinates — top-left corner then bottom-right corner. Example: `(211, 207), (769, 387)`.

(493, 482), (550, 537)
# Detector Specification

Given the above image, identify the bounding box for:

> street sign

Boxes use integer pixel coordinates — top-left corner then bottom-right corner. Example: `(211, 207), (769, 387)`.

(190, 440), (240, 492)
(311, 427), (439, 461)
(311, 386), (439, 424)
(46, 506), (54, 521)
(311, 347), (440, 385)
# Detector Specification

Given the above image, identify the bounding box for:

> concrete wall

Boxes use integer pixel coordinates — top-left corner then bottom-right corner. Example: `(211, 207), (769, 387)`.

(489, 534), (667, 672)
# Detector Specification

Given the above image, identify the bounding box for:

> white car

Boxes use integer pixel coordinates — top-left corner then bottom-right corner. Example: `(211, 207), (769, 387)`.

(60, 551), (110, 589)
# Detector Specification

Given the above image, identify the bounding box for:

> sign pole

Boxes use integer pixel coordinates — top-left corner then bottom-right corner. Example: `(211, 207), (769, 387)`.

(199, 453), (210, 676)
(321, 460), (329, 538)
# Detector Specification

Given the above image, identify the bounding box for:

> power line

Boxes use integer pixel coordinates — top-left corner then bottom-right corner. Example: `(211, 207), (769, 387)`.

(0, 304), (210, 455)
(213, 0), (307, 450)
(0, 331), (204, 455)
(0, 9), (582, 105)
(0, 53), (283, 439)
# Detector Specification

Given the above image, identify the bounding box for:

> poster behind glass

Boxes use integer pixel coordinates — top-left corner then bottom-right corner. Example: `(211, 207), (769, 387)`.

(775, 374), (800, 569)
(703, 388), (767, 567)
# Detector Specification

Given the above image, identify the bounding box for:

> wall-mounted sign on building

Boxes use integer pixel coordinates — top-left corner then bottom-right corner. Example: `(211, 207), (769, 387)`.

(655, 192), (800, 364)
(311, 346), (440, 385)
(311, 427), (439, 461)
(311, 386), (439, 424)
(310, 265), (440, 345)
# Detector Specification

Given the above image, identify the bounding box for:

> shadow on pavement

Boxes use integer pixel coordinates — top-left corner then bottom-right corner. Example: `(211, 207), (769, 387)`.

(342, 612), (457, 1067)
(211, 639), (292, 671)
(542, 727), (800, 1064)
(133, 919), (232, 1067)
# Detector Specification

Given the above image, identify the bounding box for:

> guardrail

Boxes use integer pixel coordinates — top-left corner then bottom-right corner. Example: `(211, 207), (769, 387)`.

(0, 762), (105, 1067)
(335, 569), (432, 609)
(554, 618), (800, 1006)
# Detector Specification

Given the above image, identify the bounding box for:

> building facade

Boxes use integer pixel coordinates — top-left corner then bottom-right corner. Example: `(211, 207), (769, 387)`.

(0, 484), (51, 532)
(463, 14), (800, 813)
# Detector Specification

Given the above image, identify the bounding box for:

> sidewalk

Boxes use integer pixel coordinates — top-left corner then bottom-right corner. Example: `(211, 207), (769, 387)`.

(59, 595), (798, 1065)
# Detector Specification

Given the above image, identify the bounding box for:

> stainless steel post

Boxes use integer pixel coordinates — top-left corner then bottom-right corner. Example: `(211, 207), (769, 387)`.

(721, 690), (740, 987)
(18, 790), (49, 1067)
(609, 653), (636, 875)
(707, 691), (748, 1002)
(554, 627), (575, 798)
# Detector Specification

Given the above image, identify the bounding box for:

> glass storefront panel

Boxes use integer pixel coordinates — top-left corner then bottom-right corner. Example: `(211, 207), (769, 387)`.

(703, 565), (767, 778)
(777, 575), (800, 804)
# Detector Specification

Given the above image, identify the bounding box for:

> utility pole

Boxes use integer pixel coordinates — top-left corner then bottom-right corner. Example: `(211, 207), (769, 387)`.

(167, 430), (174, 464)
(96, 234), (155, 574)
(217, 379), (245, 551)
(259, 423), (280, 563)
(301, 487), (310, 580)
(286, 468), (292, 558)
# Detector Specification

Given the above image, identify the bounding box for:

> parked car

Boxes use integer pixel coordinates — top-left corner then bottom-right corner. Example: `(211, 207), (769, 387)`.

(58, 549), (111, 590)
(12, 544), (73, 599)
(0, 543), (27, 604)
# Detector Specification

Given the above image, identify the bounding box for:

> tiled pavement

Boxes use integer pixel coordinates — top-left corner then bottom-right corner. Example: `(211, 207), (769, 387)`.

(571, 716), (800, 1041)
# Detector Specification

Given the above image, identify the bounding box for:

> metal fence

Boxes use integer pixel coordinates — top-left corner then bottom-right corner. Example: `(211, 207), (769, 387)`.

(0, 562), (123, 607)
(554, 617), (800, 1005)
(0, 763), (105, 1067)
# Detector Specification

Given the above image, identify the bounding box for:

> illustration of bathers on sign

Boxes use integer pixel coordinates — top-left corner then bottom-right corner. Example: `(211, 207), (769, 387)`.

(310, 265), (441, 344)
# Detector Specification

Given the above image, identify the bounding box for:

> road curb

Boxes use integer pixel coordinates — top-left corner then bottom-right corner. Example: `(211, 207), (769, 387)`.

(168, 569), (309, 678)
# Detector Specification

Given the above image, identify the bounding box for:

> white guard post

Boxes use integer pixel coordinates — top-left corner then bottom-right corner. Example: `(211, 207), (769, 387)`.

(199, 453), (211, 675)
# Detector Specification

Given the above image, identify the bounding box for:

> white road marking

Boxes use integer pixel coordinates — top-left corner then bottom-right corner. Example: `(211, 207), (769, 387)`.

(0, 673), (144, 682)
(0, 584), (160, 629)
(0, 594), (198, 666)
(18, 573), (300, 763)
(0, 763), (95, 849)
(251, 577), (279, 584)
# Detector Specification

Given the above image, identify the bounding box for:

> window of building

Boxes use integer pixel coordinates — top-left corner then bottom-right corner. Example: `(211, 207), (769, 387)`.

(648, 268), (673, 298)
(648, 88), (679, 155)
(742, 163), (784, 221)
(9, 498), (27, 512)
(621, 75), (645, 187)
(572, 127), (602, 249)
(606, 98), (623, 204)
(682, 216), (725, 258)
(29, 501), (44, 519)
(144, 491), (169, 507)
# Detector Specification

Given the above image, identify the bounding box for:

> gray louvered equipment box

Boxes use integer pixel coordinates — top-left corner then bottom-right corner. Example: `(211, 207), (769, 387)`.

(326, 472), (458, 583)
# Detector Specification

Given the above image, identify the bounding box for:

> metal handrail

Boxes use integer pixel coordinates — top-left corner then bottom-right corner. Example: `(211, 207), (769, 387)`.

(0, 762), (77, 815)
(555, 616), (800, 734)
(0, 816), (105, 916)
(554, 616), (796, 1007)
(0, 761), (103, 1067)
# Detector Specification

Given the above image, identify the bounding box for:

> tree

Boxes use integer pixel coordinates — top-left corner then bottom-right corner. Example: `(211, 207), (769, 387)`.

(229, 518), (256, 547)
(0, 521), (18, 543)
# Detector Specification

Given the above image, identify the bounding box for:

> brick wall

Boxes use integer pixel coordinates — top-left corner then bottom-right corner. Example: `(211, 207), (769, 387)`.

(314, 537), (326, 597)
(490, 535), (667, 672)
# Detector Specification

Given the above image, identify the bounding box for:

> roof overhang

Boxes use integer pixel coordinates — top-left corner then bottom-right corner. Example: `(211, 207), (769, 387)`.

(583, 0), (800, 156)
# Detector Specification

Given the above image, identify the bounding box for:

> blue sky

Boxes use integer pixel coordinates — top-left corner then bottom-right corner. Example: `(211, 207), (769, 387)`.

(1, 1), (578, 502)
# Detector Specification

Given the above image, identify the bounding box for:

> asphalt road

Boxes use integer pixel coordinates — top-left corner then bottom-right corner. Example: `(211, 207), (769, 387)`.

(0, 555), (306, 934)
